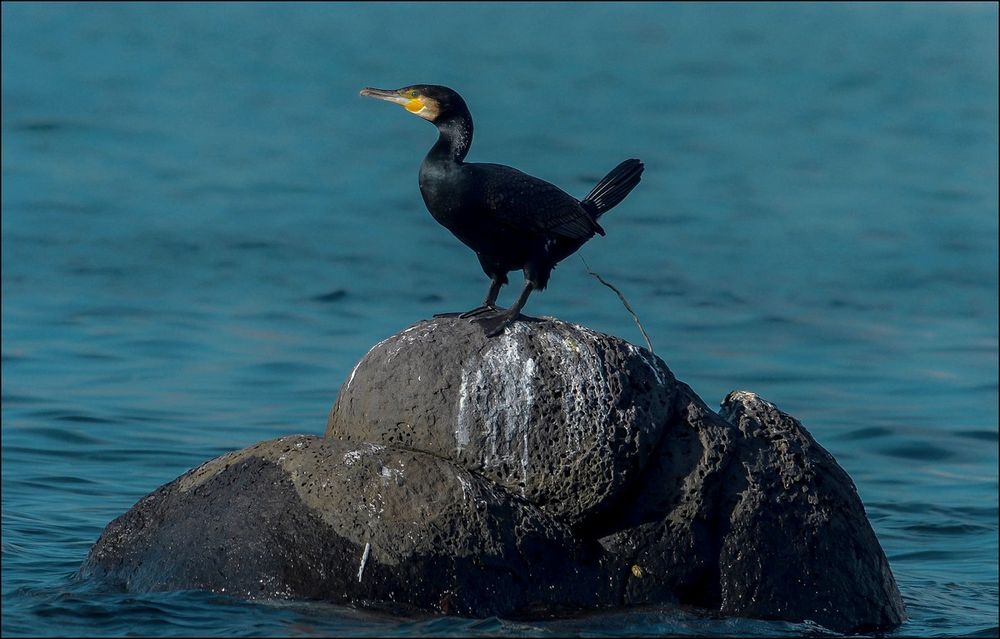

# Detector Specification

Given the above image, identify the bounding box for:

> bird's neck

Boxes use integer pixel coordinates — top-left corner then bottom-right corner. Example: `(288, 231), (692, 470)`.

(427, 114), (473, 165)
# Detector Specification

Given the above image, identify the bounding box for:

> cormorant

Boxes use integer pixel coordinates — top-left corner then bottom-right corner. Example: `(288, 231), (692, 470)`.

(360, 84), (643, 337)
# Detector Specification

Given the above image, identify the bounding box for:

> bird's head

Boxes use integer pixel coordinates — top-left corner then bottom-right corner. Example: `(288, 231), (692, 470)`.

(359, 84), (468, 124)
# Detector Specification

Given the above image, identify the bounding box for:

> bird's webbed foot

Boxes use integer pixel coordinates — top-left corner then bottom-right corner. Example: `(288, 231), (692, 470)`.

(458, 303), (503, 319)
(472, 310), (521, 338)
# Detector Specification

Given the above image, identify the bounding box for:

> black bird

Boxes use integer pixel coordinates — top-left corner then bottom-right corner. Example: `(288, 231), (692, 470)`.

(360, 84), (643, 337)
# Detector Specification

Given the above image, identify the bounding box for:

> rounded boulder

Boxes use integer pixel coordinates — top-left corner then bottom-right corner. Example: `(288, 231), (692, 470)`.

(327, 316), (676, 526)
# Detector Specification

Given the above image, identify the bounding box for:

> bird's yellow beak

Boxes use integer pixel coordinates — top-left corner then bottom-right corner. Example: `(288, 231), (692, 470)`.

(360, 87), (426, 113)
(360, 86), (435, 118)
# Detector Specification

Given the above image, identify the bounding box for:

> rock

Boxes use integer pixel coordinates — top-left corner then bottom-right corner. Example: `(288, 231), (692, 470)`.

(594, 386), (906, 632)
(80, 435), (608, 615)
(594, 383), (741, 610)
(82, 316), (904, 632)
(328, 316), (676, 527)
(716, 391), (906, 631)
(327, 316), (904, 632)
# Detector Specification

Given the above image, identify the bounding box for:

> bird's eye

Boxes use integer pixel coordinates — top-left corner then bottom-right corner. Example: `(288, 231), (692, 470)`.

(409, 90), (419, 98)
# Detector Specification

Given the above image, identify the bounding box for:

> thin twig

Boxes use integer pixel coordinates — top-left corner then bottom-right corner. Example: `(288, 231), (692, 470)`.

(580, 256), (654, 354)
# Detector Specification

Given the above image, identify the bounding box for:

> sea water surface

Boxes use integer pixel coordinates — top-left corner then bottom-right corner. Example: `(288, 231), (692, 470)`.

(2, 3), (997, 637)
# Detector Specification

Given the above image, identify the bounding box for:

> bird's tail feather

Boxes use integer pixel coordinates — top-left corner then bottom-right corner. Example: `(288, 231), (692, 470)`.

(581, 159), (644, 220)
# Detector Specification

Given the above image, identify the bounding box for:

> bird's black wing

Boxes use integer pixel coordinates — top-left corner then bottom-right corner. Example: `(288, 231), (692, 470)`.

(466, 163), (600, 240)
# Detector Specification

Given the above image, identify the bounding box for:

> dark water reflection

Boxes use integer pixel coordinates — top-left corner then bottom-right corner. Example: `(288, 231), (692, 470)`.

(3, 2), (997, 637)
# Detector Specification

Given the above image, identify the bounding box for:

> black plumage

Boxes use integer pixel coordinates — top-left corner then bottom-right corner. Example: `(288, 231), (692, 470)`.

(360, 84), (643, 337)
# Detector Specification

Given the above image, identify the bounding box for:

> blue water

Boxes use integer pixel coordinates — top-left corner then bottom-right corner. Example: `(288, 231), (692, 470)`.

(2, 2), (997, 636)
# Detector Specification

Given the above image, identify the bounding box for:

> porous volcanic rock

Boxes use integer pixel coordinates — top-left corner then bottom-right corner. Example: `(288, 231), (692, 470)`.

(595, 385), (907, 632)
(716, 390), (906, 631)
(82, 316), (905, 632)
(327, 316), (676, 527)
(80, 435), (608, 615)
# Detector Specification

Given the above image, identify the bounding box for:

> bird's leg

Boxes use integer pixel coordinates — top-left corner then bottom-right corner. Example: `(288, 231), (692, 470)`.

(459, 276), (505, 318)
(474, 280), (535, 338)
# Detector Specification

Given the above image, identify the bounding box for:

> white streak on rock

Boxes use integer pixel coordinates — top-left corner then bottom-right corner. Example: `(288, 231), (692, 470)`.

(629, 343), (665, 386)
(455, 368), (478, 453)
(728, 390), (764, 405)
(380, 465), (403, 485)
(343, 442), (385, 465)
(521, 428), (529, 494)
(570, 323), (605, 342)
(465, 326), (536, 483)
(384, 322), (437, 363)
(455, 473), (472, 501)
(347, 360), (363, 389)
(348, 335), (396, 389)
(357, 542), (371, 582)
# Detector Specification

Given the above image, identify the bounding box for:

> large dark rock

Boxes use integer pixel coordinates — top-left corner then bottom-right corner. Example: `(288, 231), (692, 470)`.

(82, 316), (905, 632)
(716, 391), (906, 632)
(328, 317), (676, 527)
(81, 435), (607, 615)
